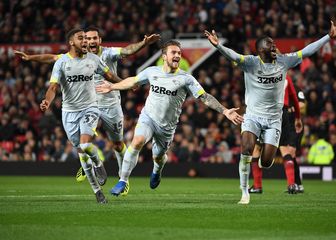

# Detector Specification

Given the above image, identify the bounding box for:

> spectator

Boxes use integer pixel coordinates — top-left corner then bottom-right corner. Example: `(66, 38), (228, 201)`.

(308, 135), (334, 165)
(215, 141), (233, 163)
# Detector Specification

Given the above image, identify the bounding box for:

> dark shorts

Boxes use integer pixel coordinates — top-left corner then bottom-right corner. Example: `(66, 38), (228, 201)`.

(279, 108), (297, 147)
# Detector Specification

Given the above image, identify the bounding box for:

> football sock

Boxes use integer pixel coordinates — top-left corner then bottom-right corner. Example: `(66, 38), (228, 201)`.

(114, 142), (127, 178)
(251, 157), (263, 189)
(239, 154), (252, 194)
(78, 153), (100, 193)
(120, 146), (140, 182)
(293, 158), (302, 185)
(153, 154), (168, 175)
(79, 143), (102, 167)
(283, 154), (295, 185)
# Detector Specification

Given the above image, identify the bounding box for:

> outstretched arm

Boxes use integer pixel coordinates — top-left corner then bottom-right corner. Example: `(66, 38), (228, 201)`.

(40, 83), (58, 112)
(120, 34), (160, 57)
(96, 77), (138, 93)
(301, 21), (335, 58)
(14, 50), (58, 64)
(204, 30), (242, 62)
(199, 92), (244, 125)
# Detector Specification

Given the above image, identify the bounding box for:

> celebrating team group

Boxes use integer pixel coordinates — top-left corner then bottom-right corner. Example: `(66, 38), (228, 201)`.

(15, 20), (336, 204)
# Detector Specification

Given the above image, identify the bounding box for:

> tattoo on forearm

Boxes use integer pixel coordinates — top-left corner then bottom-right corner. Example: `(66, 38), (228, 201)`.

(121, 41), (146, 56)
(200, 93), (225, 113)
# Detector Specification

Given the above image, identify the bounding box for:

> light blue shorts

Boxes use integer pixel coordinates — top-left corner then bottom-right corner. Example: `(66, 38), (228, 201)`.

(134, 111), (175, 158)
(241, 114), (282, 147)
(99, 105), (124, 142)
(62, 107), (100, 148)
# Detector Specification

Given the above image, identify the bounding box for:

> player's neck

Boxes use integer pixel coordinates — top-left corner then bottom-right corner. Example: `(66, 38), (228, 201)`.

(163, 65), (178, 74)
(259, 54), (273, 63)
(69, 48), (84, 58)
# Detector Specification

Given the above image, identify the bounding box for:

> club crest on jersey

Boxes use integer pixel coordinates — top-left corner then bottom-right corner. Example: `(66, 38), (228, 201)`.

(86, 64), (94, 69)
(172, 79), (179, 86)
(66, 67), (71, 71)
(153, 76), (158, 81)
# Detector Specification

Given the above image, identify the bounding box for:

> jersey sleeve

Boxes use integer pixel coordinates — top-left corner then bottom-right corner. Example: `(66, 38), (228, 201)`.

(107, 47), (122, 61)
(185, 75), (205, 98)
(49, 58), (63, 83)
(95, 56), (110, 76)
(235, 55), (257, 72)
(135, 68), (150, 85)
(280, 52), (303, 69)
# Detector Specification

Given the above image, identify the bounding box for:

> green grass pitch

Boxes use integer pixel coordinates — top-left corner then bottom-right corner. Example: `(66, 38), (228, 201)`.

(0, 176), (335, 240)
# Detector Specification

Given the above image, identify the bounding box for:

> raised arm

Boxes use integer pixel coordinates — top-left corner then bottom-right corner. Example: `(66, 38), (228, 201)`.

(204, 30), (242, 62)
(14, 50), (58, 64)
(120, 34), (160, 57)
(40, 83), (58, 112)
(96, 77), (138, 93)
(301, 21), (335, 58)
(198, 92), (244, 125)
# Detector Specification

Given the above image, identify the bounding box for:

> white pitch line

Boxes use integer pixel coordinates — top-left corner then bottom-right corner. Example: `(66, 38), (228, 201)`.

(0, 193), (235, 198)
(0, 194), (93, 198)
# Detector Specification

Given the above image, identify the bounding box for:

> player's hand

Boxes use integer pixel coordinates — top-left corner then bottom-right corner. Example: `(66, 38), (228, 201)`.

(96, 80), (114, 93)
(295, 118), (303, 133)
(144, 34), (161, 45)
(204, 30), (219, 46)
(14, 50), (30, 61)
(223, 108), (244, 125)
(40, 99), (50, 112)
(329, 21), (336, 38)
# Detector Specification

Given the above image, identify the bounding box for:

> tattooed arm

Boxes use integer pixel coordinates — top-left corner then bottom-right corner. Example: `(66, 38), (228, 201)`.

(199, 93), (225, 113)
(120, 34), (160, 57)
(199, 92), (244, 125)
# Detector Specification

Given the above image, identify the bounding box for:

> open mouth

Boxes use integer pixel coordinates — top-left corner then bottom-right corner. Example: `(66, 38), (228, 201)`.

(89, 45), (98, 53)
(81, 45), (88, 52)
(271, 49), (277, 57)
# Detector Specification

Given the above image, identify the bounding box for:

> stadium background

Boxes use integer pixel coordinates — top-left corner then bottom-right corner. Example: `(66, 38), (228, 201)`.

(0, 0), (336, 178)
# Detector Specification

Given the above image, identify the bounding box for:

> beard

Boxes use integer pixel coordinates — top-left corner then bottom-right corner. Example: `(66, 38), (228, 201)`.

(168, 60), (179, 70)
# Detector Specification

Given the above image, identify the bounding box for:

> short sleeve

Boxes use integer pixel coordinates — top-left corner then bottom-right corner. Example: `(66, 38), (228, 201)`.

(50, 59), (63, 83)
(135, 68), (150, 85)
(95, 57), (110, 76)
(185, 75), (205, 98)
(107, 47), (122, 61)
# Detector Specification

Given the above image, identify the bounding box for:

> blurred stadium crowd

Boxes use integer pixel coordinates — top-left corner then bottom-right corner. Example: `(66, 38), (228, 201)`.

(1, 0), (336, 165)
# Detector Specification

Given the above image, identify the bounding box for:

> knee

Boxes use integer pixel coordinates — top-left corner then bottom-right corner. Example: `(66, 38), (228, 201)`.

(112, 141), (125, 152)
(153, 154), (167, 163)
(241, 143), (254, 156)
(79, 142), (93, 154)
(131, 136), (145, 150)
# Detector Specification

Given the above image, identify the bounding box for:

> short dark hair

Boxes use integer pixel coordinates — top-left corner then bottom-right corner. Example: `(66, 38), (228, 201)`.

(66, 28), (83, 43)
(161, 40), (181, 54)
(85, 26), (102, 37)
(255, 35), (268, 53)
